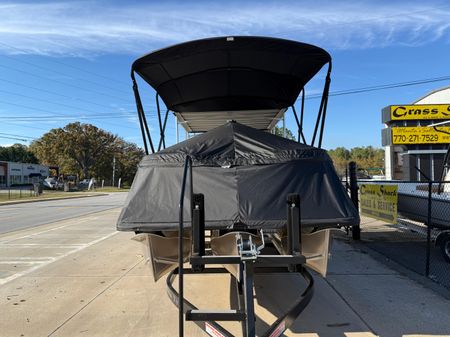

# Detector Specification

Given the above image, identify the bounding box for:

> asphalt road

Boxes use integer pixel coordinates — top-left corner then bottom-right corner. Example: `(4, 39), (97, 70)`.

(0, 193), (127, 234)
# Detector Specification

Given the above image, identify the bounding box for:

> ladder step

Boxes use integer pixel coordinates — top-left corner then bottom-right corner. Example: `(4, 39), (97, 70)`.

(185, 309), (245, 322)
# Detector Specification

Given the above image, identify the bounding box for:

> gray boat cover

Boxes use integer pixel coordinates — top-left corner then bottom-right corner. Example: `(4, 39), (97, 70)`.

(117, 122), (359, 232)
(132, 36), (331, 113)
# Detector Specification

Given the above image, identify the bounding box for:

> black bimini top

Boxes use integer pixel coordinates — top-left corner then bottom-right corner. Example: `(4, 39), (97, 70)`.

(132, 36), (331, 132)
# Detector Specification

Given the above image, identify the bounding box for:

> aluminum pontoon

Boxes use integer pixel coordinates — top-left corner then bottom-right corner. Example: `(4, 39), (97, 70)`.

(117, 36), (359, 337)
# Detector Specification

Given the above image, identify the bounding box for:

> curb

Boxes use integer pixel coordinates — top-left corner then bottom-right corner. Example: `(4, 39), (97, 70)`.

(0, 193), (109, 206)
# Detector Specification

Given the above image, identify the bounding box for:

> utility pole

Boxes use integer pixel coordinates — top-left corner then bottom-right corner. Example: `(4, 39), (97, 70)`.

(112, 156), (116, 187)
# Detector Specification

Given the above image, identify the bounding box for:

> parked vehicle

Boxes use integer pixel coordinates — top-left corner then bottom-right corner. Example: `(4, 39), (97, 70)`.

(43, 177), (58, 189)
(78, 179), (91, 187)
(398, 184), (450, 263)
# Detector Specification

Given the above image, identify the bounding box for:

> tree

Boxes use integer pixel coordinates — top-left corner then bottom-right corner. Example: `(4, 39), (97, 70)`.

(328, 147), (351, 175)
(350, 146), (384, 170)
(0, 144), (38, 163)
(30, 122), (144, 185)
(274, 126), (295, 140)
(114, 140), (145, 185)
(327, 146), (384, 176)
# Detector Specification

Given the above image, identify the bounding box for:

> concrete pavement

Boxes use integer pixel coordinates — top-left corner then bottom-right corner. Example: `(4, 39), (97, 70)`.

(0, 193), (127, 234)
(0, 207), (449, 336)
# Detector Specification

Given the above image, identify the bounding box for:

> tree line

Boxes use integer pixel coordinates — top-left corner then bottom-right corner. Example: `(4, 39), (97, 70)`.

(0, 144), (38, 164)
(2, 123), (384, 185)
(327, 146), (384, 176)
(274, 127), (385, 176)
(1, 123), (144, 187)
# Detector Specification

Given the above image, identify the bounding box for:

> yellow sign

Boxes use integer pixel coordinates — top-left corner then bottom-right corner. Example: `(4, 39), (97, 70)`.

(390, 104), (450, 120)
(391, 126), (450, 144)
(360, 184), (398, 223)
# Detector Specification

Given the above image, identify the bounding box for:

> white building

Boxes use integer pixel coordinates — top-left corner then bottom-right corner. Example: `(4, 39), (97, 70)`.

(0, 161), (49, 187)
(382, 86), (450, 181)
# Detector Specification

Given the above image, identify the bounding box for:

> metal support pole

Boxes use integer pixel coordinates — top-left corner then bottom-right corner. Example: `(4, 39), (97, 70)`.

(345, 167), (349, 192)
(191, 193), (205, 272)
(300, 89), (306, 143)
(132, 87), (149, 154)
(112, 156), (116, 187)
(176, 115), (179, 144)
(291, 104), (306, 144)
(162, 109), (169, 148)
(179, 156), (193, 337)
(156, 94), (167, 151)
(311, 62), (332, 147)
(237, 265), (246, 336)
(243, 261), (255, 337)
(349, 161), (360, 240)
(287, 194), (301, 256)
(413, 166), (432, 277)
(131, 72), (154, 154)
(426, 181), (432, 277)
(318, 73), (331, 149)
(157, 109), (170, 151)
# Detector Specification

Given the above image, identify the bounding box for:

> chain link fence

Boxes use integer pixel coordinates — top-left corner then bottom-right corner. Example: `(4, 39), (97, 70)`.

(358, 180), (450, 290)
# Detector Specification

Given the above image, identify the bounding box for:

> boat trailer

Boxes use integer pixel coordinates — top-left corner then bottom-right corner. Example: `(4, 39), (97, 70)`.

(169, 157), (314, 337)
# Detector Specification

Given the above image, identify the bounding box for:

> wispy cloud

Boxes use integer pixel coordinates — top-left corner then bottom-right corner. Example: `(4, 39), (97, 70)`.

(0, 1), (450, 56)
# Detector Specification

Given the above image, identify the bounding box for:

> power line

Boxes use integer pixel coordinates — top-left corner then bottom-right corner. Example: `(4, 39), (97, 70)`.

(0, 115), (136, 121)
(0, 41), (130, 86)
(0, 77), (131, 111)
(0, 135), (29, 142)
(0, 89), (134, 117)
(0, 99), (140, 130)
(0, 63), (131, 103)
(0, 86), (160, 122)
(0, 132), (36, 140)
(2, 121), (52, 132)
(0, 99), (106, 117)
(305, 75), (450, 100)
(0, 76), (160, 118)
(0, 53), (130, 95)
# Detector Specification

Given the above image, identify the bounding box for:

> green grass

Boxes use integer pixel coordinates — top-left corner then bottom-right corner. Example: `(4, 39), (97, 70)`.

(0, 187), (130, 203)
(0, 190), (98, 203)
(0, 190), (34, 201)
(94, 187), (130, 193)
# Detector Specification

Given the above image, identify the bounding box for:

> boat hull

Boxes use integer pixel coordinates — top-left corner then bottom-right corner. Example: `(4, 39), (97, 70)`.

(398, 192), (450, 230)
(136, 229), (333, 281)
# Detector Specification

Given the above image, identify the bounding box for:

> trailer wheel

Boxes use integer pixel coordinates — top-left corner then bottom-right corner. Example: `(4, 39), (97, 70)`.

(441, 237), (450, 263)
(436, 232), (450, 263)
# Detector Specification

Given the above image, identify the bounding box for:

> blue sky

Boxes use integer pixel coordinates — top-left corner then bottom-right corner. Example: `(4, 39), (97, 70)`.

(1, 0), (450, 150)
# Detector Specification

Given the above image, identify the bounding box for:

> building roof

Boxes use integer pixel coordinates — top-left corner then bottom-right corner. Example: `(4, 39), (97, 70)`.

(413, 85), (450, 104)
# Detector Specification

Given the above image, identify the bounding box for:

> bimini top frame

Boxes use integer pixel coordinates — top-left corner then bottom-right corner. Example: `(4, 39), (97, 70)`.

(130, 36), (332, 153)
